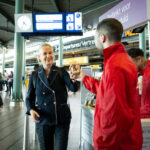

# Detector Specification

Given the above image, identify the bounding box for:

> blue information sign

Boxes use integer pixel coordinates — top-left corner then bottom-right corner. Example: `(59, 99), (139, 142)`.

(31, 12), (82, 35)
(66, 12), (82, 32)
(33, 13), (65, 32)
(22, 12), (82, 36)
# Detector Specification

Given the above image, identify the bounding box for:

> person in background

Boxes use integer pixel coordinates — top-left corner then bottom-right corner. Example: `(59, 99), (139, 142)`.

(8, 71), (13, 96)
(0, 72), (3, 105)
(25, 73), (30, 89)
(127, 48), (150, 118)
(4, 70), (8, 92)
(34, 64), (40, 71)
(26, 43), (80, 150)
(0, 72), (3, 91)
(0, 72), (3, 80)
(72, 18), (143, 150)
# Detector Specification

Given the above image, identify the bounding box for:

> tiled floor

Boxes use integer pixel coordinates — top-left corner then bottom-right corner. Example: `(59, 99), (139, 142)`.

(68, 92), (81, 150)
(0, 91), (25, 150)
(0, 88), (81, 150)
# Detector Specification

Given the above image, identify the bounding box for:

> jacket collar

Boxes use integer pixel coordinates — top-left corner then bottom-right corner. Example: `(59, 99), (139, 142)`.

(38, 64), (57, 88)
(103, 42), (126, 64)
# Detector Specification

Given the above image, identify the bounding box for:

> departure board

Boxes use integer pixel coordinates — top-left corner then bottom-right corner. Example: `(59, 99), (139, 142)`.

(33, 12), (82, 34)
(33, 13), (65, 32)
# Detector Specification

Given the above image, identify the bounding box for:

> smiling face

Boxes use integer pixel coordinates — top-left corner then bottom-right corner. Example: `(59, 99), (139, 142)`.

(38, 45), (54, 69)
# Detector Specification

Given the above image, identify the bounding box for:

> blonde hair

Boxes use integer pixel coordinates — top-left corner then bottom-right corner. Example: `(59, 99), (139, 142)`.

(37, 43), (55, 64)
(38, 43), (53, 55)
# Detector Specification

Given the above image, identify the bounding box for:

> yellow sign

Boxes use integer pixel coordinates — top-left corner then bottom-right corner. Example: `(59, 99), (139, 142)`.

(91, 65), (100, 68)
(125, 30), (139, 37)
(63, 56), (88, 66)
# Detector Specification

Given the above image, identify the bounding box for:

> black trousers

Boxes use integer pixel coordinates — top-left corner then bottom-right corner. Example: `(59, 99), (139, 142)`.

(36, 123), (70, 150)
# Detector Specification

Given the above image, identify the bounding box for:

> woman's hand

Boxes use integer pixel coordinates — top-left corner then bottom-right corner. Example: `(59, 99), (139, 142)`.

(30, 109), (40, 123)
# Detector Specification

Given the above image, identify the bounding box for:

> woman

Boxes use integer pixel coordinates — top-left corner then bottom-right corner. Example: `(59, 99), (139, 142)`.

(26, 43), (80, 150)
(8, 71), (13, 96)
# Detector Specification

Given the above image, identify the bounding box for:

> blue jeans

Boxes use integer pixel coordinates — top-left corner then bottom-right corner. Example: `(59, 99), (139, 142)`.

(36, 123), (70, 150)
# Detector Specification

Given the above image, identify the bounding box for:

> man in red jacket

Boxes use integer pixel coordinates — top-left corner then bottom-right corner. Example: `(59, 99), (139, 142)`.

(128, 48), (150, 118)
(76, 18), (143, 150)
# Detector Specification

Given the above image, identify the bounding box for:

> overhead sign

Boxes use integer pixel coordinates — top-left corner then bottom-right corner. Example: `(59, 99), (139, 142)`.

(66, 12), (82, 32)
(53, 36), (95, 52)
(125, 30), (139, 37)
(33, 13), (64, 32)
(56, 56), (88, 66)
(99, 0), (148, 31)
(15, 12), (83, 36)
(122, 30), (139, 38)
(33, 12), (82, 33)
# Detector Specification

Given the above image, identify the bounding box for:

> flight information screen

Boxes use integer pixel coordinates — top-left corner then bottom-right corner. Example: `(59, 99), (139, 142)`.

(32, 12), (82, 35)
(33, 13), (65, 32)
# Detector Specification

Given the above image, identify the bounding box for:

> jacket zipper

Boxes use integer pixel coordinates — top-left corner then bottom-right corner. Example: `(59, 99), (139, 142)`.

(38, 75), (58, 124)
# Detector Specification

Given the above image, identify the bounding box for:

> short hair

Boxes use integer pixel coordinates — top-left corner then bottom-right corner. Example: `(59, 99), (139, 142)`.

(96, 18), (123, 42)
(127, 48), (144, 58)
(38, 43), (53, 54)
(37, 43), (55, 64)
(39, 43), (52, 50)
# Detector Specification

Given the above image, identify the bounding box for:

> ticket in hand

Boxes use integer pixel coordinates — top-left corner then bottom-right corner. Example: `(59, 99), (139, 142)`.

(70, 64), (80, 75)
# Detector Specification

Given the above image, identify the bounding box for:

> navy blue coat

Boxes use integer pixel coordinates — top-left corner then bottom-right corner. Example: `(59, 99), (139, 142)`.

(26, 65), (80, 125)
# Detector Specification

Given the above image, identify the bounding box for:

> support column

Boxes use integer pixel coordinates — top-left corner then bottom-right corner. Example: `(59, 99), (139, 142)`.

(2, 47), (6, 75)
(139, 29), (146, 58)
(58, 36), (63, 67)
(148, 21), (150, 59)
(12, 0), (24, 102)
(22, 39), (26, 84)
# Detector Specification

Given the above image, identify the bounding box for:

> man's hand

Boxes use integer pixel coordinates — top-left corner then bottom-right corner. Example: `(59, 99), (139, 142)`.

(69, 64), (85, 81)
(30, 109), (40, 123)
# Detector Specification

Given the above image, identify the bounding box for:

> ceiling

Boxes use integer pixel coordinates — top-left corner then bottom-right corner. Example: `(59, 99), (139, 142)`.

(0, 0), (122, 49)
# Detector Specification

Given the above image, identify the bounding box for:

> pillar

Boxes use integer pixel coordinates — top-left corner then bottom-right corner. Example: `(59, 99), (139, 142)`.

(58, 36), (63, 67)
(12, 0), (25, 102)
(2, 47), (6, 75)
(139, 29), (146, 58)
(22, 39), (26, 84)
(148, 21), (150, 59)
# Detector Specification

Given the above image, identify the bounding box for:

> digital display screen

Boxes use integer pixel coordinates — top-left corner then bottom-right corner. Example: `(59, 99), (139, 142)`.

(32, 12), (82, 35)
(33, 13), (65, 32)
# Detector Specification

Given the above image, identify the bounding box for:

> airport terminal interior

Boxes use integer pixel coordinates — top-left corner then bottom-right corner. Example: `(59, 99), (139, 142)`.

(0, 0), (150, 150)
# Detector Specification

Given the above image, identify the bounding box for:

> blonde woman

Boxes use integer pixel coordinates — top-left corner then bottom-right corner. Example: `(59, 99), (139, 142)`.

(26, 43), (80, 150)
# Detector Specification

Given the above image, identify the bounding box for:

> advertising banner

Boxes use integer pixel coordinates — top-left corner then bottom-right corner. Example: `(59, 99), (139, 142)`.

(99, 0), (148, 30)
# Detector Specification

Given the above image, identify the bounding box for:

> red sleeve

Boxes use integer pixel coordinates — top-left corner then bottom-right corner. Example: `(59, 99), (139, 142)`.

(82, 75), (99, 95)
(140, 69), (150, 117)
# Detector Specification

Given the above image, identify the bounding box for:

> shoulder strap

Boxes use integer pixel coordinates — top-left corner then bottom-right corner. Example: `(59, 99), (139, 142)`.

(32, 70), (38, 89)
(57, 67), (63, 79)
(49, 67), (63, 86)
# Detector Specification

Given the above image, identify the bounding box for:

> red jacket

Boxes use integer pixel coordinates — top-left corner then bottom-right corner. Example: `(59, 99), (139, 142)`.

(140, 60), (150, 118)
(82, 43), (143, 150)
